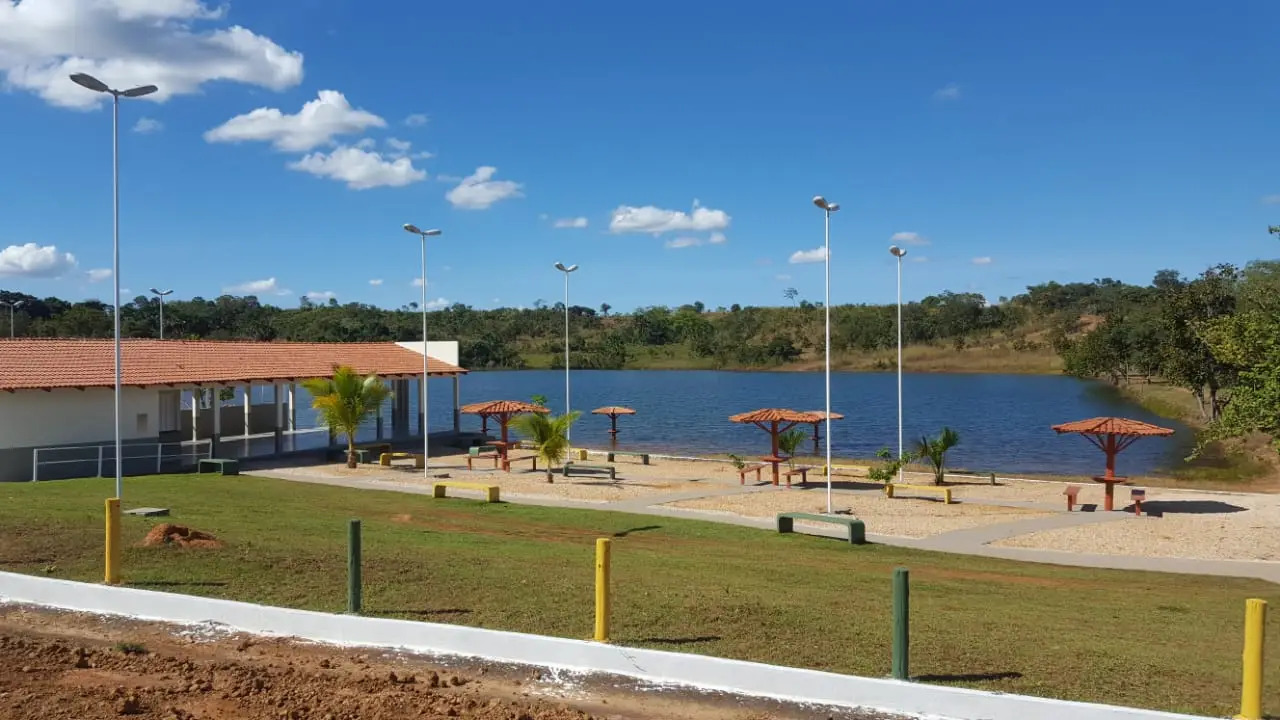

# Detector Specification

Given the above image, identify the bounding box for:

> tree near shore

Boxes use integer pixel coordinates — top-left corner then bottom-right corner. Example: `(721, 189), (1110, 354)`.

(302, 366), (390, 469)
(512, 410), (580, 482)
(916, 427), (960, 485)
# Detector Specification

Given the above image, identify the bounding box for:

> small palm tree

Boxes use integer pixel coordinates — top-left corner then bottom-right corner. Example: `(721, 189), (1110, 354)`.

(511, 410), (580, 482)
(302, 365), (390, 469)
(916, 427), (960, 485)
(777, 428), (807, 468)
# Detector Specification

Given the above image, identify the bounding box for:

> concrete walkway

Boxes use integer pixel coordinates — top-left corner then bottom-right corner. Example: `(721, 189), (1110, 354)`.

(251, 468), (1280, 584)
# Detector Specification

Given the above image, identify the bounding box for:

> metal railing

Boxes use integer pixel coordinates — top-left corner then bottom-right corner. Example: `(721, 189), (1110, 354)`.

(31, 440), (213, 482)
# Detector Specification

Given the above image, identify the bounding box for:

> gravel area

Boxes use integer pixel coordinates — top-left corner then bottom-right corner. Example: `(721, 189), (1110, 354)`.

(665, 487), (1050, 539)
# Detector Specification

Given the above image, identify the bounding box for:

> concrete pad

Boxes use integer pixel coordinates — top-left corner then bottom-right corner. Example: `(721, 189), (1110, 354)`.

(124, 507), (170, 517)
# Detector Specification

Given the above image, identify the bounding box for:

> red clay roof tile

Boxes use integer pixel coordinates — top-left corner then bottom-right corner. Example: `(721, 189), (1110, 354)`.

(1051, 417), (1174, 437)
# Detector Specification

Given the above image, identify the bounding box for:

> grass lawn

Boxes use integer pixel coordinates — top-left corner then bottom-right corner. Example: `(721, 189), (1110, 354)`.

(1, 474), (1276, 716)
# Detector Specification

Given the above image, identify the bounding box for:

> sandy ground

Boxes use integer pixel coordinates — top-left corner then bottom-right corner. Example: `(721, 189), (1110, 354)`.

(665, 487), (1051, 539)
(0, 604), (902, 720)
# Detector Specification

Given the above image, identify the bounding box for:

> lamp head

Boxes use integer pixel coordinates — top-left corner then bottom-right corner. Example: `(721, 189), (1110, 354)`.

(555, 262), (579, 273)
(813, 195), (840, 212)
(121, 85), (158, 98)
(1270, 225), (1280, 235)
(403, 223), (422, 234)
(889, 245), (907, 258)
(69, 73), (110, 93)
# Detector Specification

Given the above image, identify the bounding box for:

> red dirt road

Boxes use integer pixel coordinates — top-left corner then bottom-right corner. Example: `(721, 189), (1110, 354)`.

(0, 604), (902, 720)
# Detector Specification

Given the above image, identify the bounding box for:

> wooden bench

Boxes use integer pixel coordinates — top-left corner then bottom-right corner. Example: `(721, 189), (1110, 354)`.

(563, 462), (617, 480)
(605, 450), (650, 465)
(433, 481), (500, 503)
(197, 458), (238, 476)
(737, 463), (768, 484)
(776, 512), (866, 545)
(1063, 484), (1082, 511)
(884, 483), (953, 504)
(379, 452), (424, 469)
(466, 452), (500, 470)
(1130, 488), (1146, 516)
(502, 454), (539, 471)
(468, 445), (498, 457)
(782, 466), (812, 487)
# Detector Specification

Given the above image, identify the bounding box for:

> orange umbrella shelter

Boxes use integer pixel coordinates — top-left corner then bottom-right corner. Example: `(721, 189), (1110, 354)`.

(803, 410), (844, 455)
(729, 408), (816, 486)
(592, 406), (636, 436)
(1051, 417), (1174, 511)
(461, 400), (550, 463)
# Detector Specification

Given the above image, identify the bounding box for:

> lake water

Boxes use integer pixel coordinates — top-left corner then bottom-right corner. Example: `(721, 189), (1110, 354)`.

(284, 370), (1190, 477)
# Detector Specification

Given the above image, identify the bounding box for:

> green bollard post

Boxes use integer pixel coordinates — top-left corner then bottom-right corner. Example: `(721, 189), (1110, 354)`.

(348, 519), (362, 614)
(892, 567), (910, 680)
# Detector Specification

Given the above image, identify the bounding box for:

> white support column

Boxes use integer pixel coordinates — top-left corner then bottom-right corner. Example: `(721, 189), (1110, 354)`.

(452, 375), (460, 434)
(211, 387), (222, 458)
(243, 383), (252, 445)
(191, 389), (199, 443)
(274, 383), (284, 455)
(287, 383), (296, 432)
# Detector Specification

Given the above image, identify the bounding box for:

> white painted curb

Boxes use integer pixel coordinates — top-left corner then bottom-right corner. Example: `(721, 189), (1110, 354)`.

(0, 571), (1216, 720)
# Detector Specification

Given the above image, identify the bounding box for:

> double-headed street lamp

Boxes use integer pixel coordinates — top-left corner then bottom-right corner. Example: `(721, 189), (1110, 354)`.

(889, 245), (908, 480)
(149, 288), (173, 339)
(553, 262), (579, 439)
(0, 300), (24, 339)
(71, 72), (158, 502)
(403, 224), (442, 476)
(812, 195), (839, 514)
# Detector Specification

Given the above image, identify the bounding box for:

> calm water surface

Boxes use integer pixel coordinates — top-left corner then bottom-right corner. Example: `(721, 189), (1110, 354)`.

(283, 370), (1191, 476)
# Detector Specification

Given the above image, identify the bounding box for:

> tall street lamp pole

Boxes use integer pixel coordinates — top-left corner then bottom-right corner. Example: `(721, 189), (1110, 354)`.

(149, 288), (173, 340)
(554, 262), (579, 439)
(812, 196), (839, 514)
(71, 72), (158, 502)
(404, 224), (442, 477)
(0, 300), (24, 339)
(889, 245), (907, 480)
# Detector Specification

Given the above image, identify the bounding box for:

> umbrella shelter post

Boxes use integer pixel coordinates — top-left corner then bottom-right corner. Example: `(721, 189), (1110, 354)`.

(592, 406), (636, 439)
(1051, 417), (1174, 512)
(730, 409), (817, 488)
(803, 411), (843, 457)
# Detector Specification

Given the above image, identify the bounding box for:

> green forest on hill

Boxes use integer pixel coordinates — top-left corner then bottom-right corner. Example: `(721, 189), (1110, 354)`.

(3, 257), (1279, 456)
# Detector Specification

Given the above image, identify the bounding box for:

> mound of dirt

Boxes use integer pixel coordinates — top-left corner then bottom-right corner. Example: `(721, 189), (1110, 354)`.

(141, 524), (223, 549)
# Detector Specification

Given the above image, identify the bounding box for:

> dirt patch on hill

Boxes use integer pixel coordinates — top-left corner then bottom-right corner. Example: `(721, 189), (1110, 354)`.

(140, 525), (223, 550)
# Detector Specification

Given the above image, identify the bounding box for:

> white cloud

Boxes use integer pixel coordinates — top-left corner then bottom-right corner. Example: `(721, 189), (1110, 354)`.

(368, 278), (383, 286)
(890, 231), (929, 245)
(708, 232), (727, 245)
(0, 243), (76, 277)
(665, 237), (701, 249)
(553, 217), (588, 229)
(424, 297), (448, 310)
(972, 256), (993, 265)
(305, 290), (336, 301)
(609, 200), (730, 235)
(775, 274), (792, 282)
(911, 256), (929, 263)
(87, 268), (112, 282)
(289, 146), (426, 190)
(436, 174), (463, 183)
(132, 117), (162, 134)
(404, 113), (428, 127)
(204, 91), (385, 152)
(385, 137), (412, 153)
(354, 138), (376, 150)
(1262, 194), (1280, 205)
(0, 0), (303, 110)
(789, 247), (827, 264)
(224, 277), (289, 295)
(933, 83), (961, 101)
(445, 166), (523, 209)
(412, 277), (427, 288)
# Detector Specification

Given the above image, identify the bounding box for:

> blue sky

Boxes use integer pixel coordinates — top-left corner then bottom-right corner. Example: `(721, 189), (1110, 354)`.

(1, 1), (1278, 313)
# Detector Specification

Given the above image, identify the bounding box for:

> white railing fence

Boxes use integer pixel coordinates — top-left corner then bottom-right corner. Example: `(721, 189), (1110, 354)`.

(31, 440), (213, 482)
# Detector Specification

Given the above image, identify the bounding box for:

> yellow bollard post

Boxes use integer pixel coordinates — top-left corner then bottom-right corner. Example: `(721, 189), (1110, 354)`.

(104, 497), (121, 585)
(1236, 598), (1268, 720)
(594, 538), (611, 642)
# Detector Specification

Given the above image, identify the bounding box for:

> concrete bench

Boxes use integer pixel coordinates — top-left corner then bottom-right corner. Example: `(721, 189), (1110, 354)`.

(563, 462), (617, 480)
(466, 452), (500, 470)
(884, 483), (953, 504)
(468, 445), (499, 457)
(357, 443), (391, 459)
(605, 450), (650, 465)
(782, 466), (813, 487)
(197, 458), (238, 476)
(776, 512), (866, 545)
(503, 454), (539, 471)
(737, 463), (768, 484)
(433, 481), (500, 503)
(1064, 484), (1082, 511)
(379, 452), (424, 469)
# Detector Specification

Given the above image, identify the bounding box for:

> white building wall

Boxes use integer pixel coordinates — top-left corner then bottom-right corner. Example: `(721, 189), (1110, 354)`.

(0, 387), (160, 450)
(396, 340), (459, 368)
